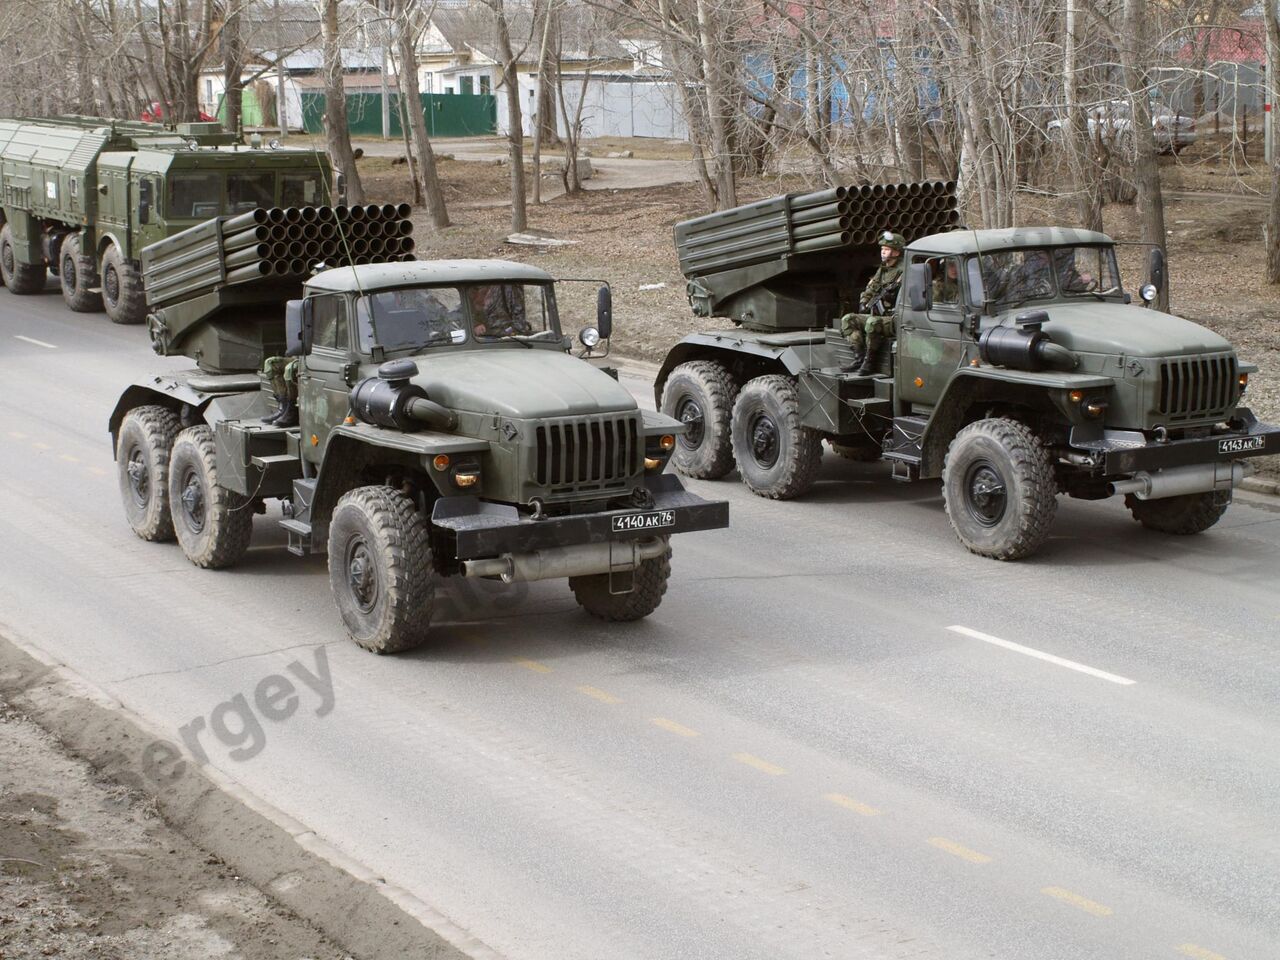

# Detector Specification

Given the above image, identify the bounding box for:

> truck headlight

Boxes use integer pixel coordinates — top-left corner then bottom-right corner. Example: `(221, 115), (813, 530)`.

(579, 326), (600, 348)
(1139, 283), (1158, 303)
(1238, 372), (1249, 393)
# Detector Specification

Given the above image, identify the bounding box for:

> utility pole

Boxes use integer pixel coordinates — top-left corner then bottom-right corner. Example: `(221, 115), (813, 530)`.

(381, 41), (392, 139)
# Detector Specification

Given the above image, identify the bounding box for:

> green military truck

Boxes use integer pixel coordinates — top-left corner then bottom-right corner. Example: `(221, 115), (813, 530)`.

(110, 215), (728, 652)
(656, 182), (1279, 560)
(0, 116), (334, 323)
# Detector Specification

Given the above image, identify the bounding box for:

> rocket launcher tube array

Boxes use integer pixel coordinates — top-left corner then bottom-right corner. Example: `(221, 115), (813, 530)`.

(141, 206), (417, 308)
(674, 180), (959, 278)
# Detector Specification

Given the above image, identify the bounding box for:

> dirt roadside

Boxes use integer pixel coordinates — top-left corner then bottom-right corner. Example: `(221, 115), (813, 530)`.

(0, 636), (482, 960)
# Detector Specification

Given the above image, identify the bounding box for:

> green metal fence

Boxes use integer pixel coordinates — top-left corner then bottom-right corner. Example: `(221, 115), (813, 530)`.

(300, 92), (497, 138)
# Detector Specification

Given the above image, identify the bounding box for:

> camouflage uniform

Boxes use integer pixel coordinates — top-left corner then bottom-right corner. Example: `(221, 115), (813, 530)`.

(260, 345), (302, 426)
(932, 273), (960, 303)
(839, 231), (905, 375)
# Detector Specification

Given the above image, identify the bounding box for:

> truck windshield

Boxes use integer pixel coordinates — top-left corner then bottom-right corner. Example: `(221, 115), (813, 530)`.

(463, 283), (557, 340)
(169, 174), (221, 218)
(356, 287), (468, 352)
(971, 245), (1122, 306)
(228, 172), (275, 212)
(282, 174), (324, 207)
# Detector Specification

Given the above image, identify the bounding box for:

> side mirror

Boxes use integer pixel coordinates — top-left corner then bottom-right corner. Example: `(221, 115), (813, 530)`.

(906, 263), (932, 312)
(595, 285), (612, 339)
(285, 298), (314, 353)
(138, 179), (153, 224)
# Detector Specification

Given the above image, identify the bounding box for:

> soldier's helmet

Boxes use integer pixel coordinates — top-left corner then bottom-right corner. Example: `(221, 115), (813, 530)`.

(879, 231), (906, 253)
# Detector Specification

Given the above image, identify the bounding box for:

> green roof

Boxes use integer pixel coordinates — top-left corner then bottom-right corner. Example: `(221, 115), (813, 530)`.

(307, 259), (556, 293)
(909, 227), (1114, 256)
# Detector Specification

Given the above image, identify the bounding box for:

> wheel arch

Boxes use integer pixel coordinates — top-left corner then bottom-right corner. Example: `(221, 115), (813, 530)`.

(311, 429), (484, 527)
(109, 382), (213, 454)
(921, 373), (1060, 477)
(654, 334), (800, 407)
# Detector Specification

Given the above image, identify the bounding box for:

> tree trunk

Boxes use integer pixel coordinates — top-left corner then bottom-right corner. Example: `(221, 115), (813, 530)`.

(694, 0), (735, 209)
(531, 0), (556, 205)
(1064, 0), (1102, 231)
(487, 0), (526, 232)
(394, 0), (449, 228)
(1265, 0), (1280, 283)
(1120, 0), (1168, 309)
(221, 6), (244, 134)
(322, 0), (364, 204)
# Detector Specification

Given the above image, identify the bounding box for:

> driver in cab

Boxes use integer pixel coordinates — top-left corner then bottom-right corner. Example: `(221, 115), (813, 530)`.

(468, 284), (532, 338)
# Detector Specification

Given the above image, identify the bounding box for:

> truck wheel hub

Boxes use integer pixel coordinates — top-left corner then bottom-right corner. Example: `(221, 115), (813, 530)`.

(965, 461), (1007, 526)
(677, 398), (705, 448)
(750, 414), (780, 468)
(1, 245), (12, 275)
(104, 265), (119, 304)
(346, 539), (378, 612)
(126, 450), (149, 506)
(179, 471), (206, 533)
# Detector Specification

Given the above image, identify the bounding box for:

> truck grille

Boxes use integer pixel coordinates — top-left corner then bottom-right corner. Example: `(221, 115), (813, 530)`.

(1156, 353), (1237, 423)
(534, 414), (641, 489)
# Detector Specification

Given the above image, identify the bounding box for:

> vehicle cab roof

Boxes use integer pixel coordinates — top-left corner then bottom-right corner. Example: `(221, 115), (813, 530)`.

(306, 259), (556, 294)
(908, 226), (1114, 256)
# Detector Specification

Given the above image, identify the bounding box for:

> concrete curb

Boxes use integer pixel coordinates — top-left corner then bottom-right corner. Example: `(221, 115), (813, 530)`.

(0, 630), (503, 960)
(1241, 476), (1280, 498)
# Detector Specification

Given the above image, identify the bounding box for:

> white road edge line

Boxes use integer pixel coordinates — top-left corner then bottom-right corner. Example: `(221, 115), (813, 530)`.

(14, 335), (58, 349)
(947, 625), (1137, 686)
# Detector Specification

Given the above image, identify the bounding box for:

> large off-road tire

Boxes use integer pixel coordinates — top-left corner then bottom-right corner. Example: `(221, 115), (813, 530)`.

(116, 404), (181, 542)
(101, 245), (146, 324)
(570, 540), (671, 622)
(660, 361), (738, 480)
(730, 375), (823, 499)
(942, 418), (1058, 560)
(0, 224), (47, 294)
(59, 234), (103, 312)
(830, 439), (882, 462)
(168, 425), (254, 569)
(327, 485), (435, 654)
(1125, 490), (1229, 535)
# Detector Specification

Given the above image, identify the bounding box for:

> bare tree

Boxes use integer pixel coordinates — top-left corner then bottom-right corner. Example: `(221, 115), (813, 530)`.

(321, 0), (365, 203)
(392, 0), (449, 228)
(480, 0), (529, 232)
(1117, 0), (1170, 307)
(1265, 0), (1280, 283)
(221, 2), (246, 133)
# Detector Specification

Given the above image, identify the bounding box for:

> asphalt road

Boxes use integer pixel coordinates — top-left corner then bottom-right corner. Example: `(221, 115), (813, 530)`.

(2, 285), (1278, 960)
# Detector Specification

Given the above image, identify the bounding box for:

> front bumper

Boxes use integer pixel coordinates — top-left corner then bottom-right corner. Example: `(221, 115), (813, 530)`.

(1071, 409), (1280, 474)
(431, 474), (729, 559)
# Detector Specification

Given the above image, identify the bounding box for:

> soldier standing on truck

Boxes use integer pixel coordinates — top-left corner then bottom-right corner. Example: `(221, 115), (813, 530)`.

(261, 345), (302, 427)
(840, 231), (904, 375)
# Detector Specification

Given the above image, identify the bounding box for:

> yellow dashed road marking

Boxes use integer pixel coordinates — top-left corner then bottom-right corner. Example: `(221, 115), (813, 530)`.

(59, 454), (80, 463)
(86, 466), (107, 476)
(732, 752), (786, 776)
(1041, 886), (1113, 917)
(31, 441), (50, 450)
(823, 793), (881, 816)
(513, 658), (552, 673)
(1178, 945), (1227, 960)
(650, 717), (699, 737)
(577, 685), (621, 704)
(927, 837), (992, 864)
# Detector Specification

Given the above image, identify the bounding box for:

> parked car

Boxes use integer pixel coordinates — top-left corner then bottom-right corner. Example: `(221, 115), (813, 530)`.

(1047, 99), (1196, 155)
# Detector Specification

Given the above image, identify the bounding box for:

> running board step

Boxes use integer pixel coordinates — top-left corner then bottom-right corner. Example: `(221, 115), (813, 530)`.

(279, 518), (312, 557)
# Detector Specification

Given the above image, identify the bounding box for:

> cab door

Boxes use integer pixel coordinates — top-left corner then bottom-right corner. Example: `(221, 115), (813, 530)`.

(896, 254), (968, 411)
(297, 294), (356, 463)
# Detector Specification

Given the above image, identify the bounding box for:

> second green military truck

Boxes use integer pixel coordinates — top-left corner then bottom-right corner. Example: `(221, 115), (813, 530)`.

(111, 212), (728, 652)
(657, 183), (1279, 560)
(0, 116), (334, 323)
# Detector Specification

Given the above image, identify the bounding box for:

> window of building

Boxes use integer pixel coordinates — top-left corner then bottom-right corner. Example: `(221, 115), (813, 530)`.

(460, 76), (474, 95)
(479, 75), (491, 95)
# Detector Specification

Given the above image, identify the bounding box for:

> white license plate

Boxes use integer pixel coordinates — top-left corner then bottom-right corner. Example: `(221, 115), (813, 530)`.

(1218, 436), (1264, 454)
(611, 510), (675, 533)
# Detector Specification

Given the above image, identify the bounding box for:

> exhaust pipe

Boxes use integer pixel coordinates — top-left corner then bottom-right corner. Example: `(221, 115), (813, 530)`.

(462, 538), (669, 584)
(1108, 461), (1245, 500)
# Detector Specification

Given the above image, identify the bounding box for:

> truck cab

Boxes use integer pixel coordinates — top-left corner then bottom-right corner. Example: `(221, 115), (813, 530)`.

(111, 259), (729, 653)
